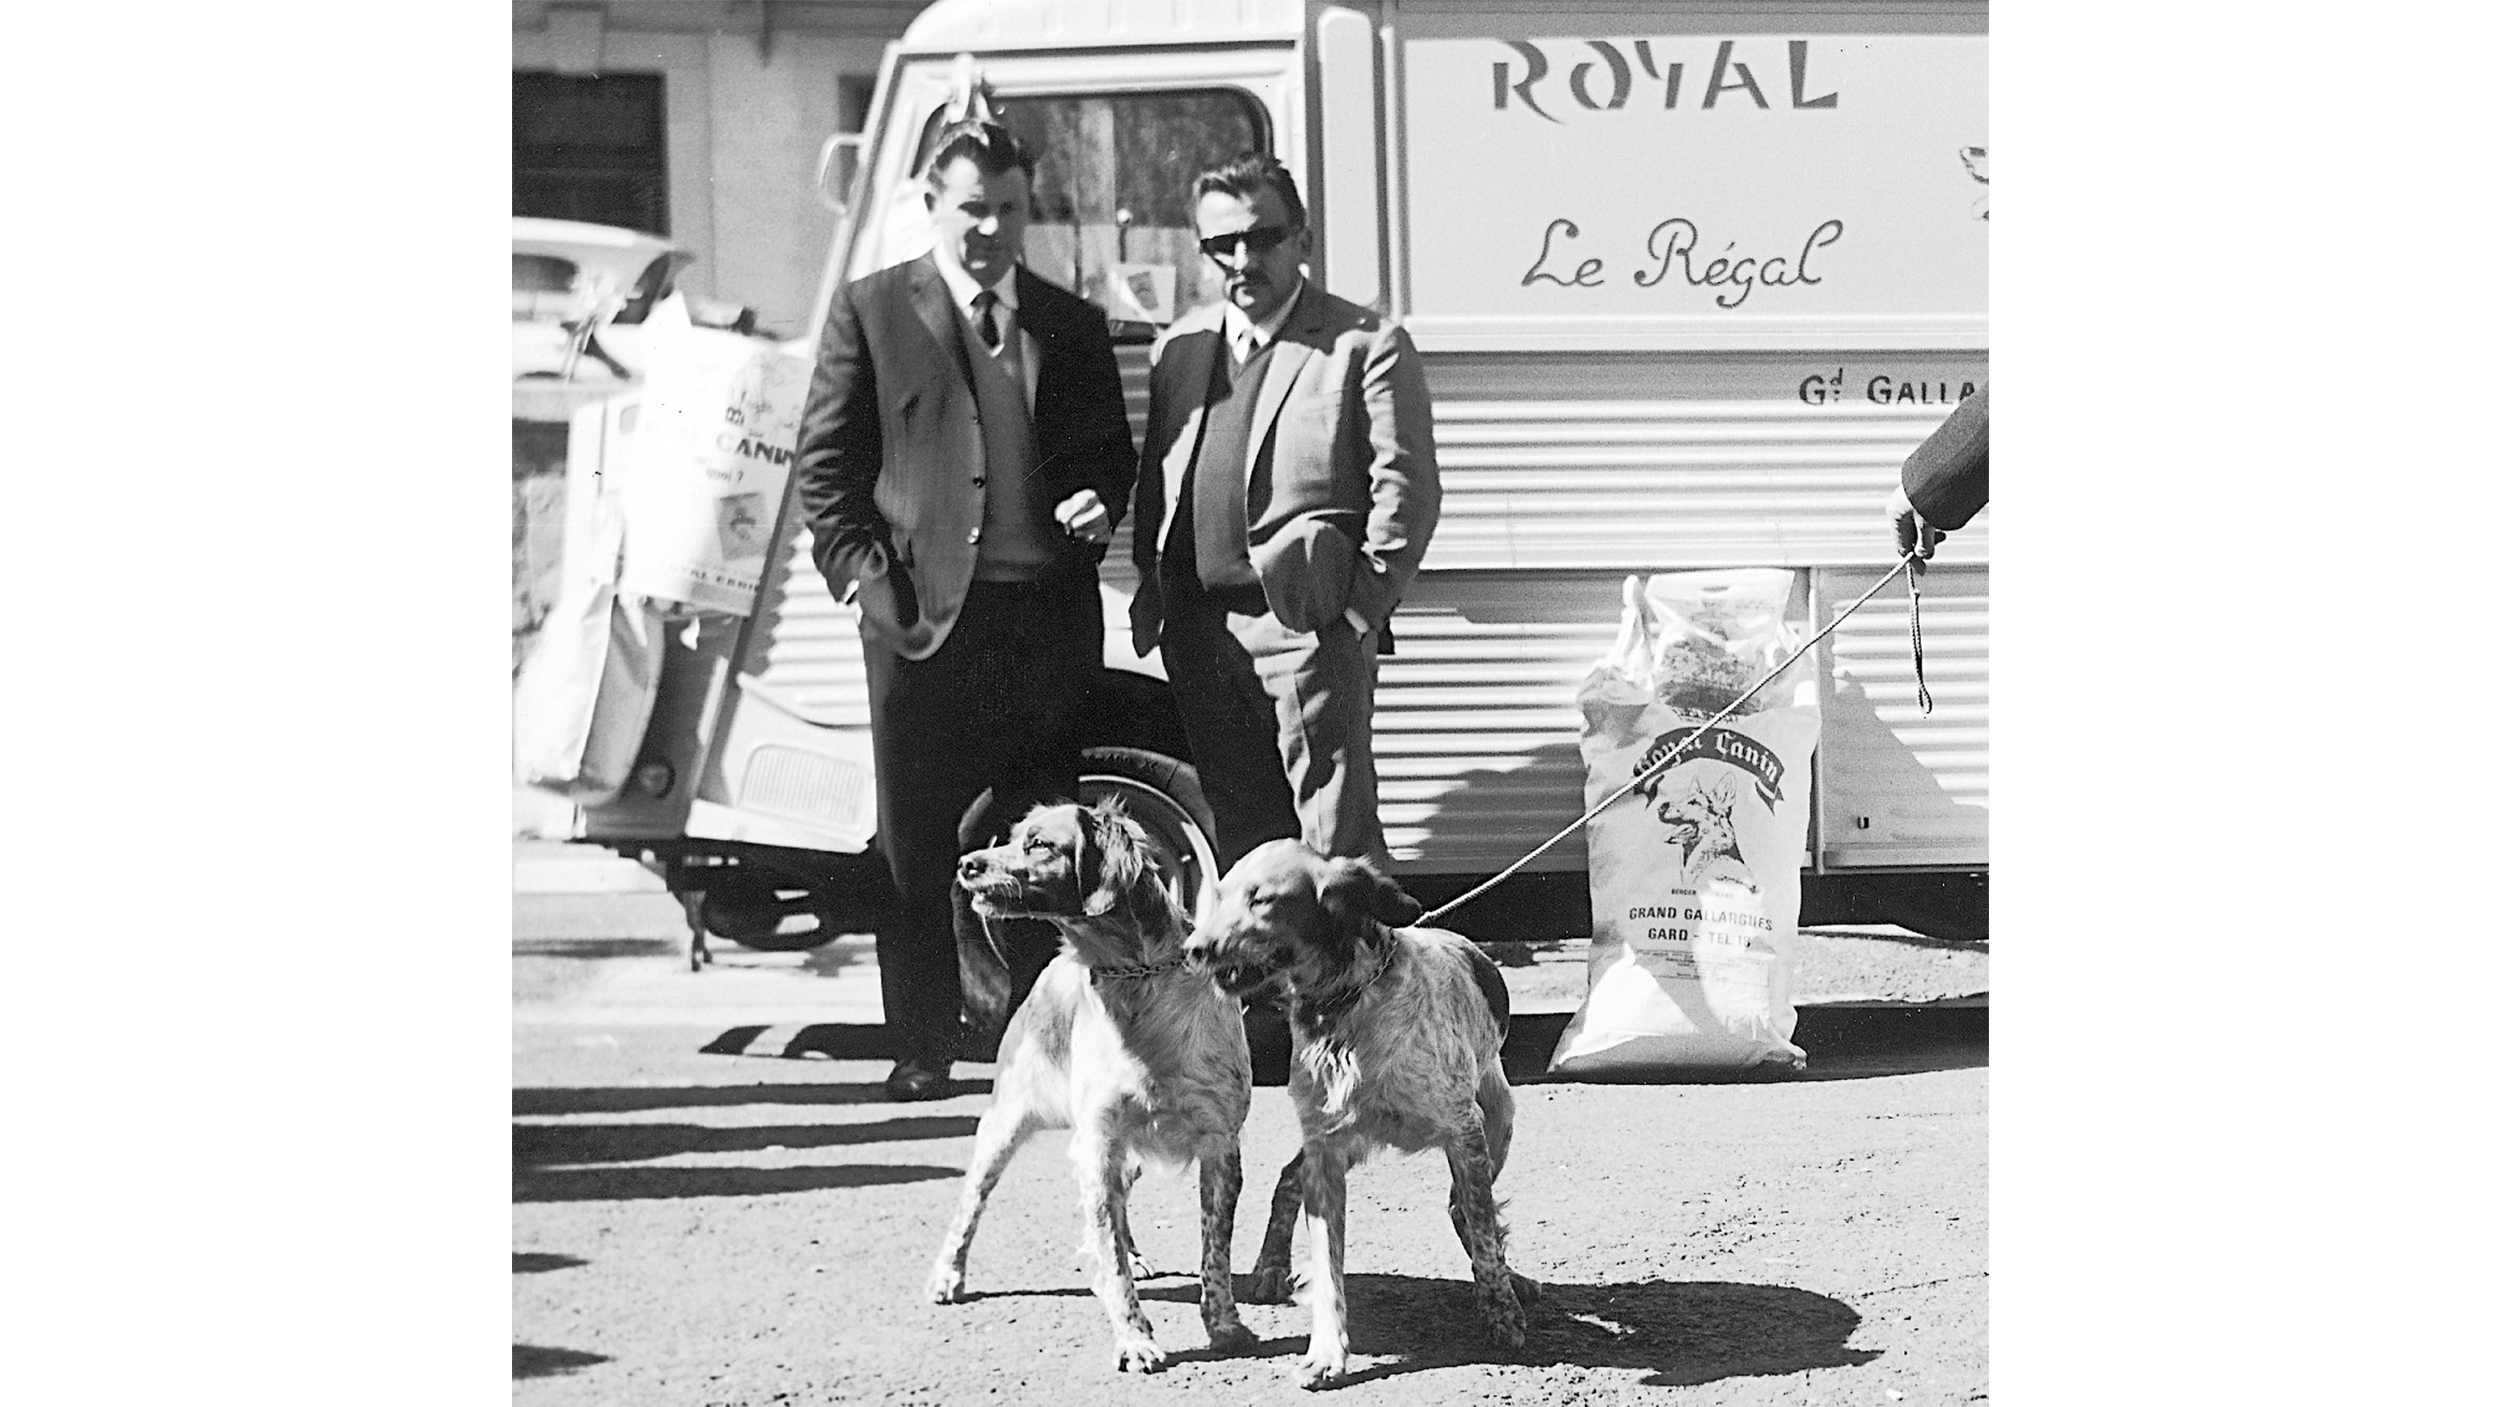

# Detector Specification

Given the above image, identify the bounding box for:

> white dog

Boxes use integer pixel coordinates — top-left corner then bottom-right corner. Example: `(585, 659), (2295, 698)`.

(925, 800), (1256, 1372)
(1188, 839), (1536, 1389)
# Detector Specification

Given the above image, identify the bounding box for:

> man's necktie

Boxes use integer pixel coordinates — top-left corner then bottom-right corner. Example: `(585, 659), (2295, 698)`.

(972, 289), (1001, 351)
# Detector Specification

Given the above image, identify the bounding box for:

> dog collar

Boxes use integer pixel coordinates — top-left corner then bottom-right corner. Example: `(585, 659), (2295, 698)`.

(1089, 956), (1184, 984)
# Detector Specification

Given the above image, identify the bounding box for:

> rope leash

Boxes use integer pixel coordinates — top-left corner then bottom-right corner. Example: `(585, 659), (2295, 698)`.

(1415, 554), (1930, 928)
(1908, 559), (1934, 714)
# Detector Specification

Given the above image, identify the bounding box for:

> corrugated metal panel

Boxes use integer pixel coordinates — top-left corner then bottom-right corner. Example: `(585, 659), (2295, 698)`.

(1096, 344), (1157, 599)
(739, 523), (873, 728)
(1419, 351), (1986, 573)
(1813, 563), (1989, 867)
(1376, 565), (1988, 876)
(1375, 571), (1622, 873)
(1377, 354), (1986, 872)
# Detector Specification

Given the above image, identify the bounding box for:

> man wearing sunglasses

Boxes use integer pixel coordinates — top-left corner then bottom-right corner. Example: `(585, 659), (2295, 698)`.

(1129, 153), (1441, 872)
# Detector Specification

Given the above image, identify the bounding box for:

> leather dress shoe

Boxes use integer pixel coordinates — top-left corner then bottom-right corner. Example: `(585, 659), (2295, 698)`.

(883, 1059), (955, 1103)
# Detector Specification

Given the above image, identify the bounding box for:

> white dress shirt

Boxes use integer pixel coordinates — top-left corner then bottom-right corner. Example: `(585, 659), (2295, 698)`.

(933, 257), (1038, 417)
(1220, 283), (1301, 366)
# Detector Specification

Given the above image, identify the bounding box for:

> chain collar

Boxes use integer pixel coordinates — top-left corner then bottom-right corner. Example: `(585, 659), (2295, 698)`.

(1089, 955), (1185, 984)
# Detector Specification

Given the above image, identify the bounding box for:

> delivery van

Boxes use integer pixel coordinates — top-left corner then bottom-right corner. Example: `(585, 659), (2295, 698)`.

(536, 0), (1990, 952)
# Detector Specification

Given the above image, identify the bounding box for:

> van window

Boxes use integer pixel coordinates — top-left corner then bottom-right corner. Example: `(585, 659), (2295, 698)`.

(912, 90), (1268, 340)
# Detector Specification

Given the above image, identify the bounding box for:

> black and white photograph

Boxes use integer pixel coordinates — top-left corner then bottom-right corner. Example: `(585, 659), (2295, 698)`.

(507, 3), (1990, 1401)
(28, 1), (2489, 1403)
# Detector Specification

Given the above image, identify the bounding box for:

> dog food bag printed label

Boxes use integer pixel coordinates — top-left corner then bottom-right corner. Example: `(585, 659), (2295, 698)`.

(618, 293), (811, 616)
(1551, 570), (1820, 1073)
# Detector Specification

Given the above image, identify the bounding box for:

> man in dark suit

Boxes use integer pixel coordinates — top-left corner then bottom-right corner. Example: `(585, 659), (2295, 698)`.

(1129, 154), (1440, 870)
(1887, 381), (1988, 567)
(792, 121), (1138, 1101)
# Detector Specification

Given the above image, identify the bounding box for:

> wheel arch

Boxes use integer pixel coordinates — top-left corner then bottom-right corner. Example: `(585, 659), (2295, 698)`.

(1076, 666), (1191, 764)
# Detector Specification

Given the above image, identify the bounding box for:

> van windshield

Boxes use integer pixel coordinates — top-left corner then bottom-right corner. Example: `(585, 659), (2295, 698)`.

(912, 90), (1269, 341)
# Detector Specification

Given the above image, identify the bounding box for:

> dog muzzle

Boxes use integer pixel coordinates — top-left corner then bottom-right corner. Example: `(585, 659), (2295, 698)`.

(964, 883), (1042, 919)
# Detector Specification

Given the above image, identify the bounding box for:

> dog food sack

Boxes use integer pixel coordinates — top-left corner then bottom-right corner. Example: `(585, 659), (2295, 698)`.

(618, 294), (811, 616)
(513, 413), (669, 807)
(1550, 570), (1821, 1073)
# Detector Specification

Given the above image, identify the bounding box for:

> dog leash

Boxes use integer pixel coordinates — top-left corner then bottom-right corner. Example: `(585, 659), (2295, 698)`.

(1907, 556), (1934, 714)
(1415, 553), (1930, 928)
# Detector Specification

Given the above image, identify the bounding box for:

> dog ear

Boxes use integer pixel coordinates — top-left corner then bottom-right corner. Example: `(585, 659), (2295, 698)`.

(1080, 797), (1157, 918)
(1320, 856), (1424, 931)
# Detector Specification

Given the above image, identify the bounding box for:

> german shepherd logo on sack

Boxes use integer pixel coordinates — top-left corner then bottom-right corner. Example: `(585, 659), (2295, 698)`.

(1634, 772), (1760, 896)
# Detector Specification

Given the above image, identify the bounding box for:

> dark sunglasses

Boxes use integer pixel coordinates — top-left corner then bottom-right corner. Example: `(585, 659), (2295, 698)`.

(1197, 224), (1298, 259)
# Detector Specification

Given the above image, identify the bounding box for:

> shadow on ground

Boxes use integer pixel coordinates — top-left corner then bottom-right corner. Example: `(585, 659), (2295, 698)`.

(514, 1114), (975, 1166)
(1341, 1272), (1875, 1387)
(1320, 1279), (1880, 1389)
(1809, 927), (1989, 954)
(514, 1343), (608, 1379)
(513, 1080), (992, 1117)
(512, 1162), (956, 1202)
(512, 938), (681, 959)
(700, 1023), (899, 1059)
(662, 1001), (1987, 1090)
(951, 1271), (1876, 1388)
(513, 1251), (587, 1274)
(1505, 1005), (1987, 1085)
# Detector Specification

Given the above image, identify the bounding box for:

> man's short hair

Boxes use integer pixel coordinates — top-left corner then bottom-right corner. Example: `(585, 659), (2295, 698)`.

(1191, 152), (1307, 230)
(921, 119), (1036, 189)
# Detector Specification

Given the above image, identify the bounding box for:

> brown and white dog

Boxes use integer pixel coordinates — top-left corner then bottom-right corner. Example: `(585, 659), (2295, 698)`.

(1187, 839), (1535, 1389)
(926, 800), (1257, 1372)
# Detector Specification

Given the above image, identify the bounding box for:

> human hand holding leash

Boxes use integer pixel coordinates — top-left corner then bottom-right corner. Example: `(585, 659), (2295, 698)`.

(1886, 484), (1944, 573)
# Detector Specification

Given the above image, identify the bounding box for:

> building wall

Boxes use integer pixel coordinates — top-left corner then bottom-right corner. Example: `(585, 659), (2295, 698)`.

(512, 2), (922, 337)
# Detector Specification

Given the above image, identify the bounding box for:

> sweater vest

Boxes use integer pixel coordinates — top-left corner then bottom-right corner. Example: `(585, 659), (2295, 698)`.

(1181, 340), (1273, 592)
(964, 317), (1053, 581)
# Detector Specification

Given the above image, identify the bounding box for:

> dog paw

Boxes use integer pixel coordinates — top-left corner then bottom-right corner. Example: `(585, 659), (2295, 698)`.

(925, 1267), (967, 1304)
(1295, 1351), (1348, 1390)
(1206, 1319), (1258, 1352)
(1242, 1263), (1297, 1304)
(1113, 1336), (1169, 1374)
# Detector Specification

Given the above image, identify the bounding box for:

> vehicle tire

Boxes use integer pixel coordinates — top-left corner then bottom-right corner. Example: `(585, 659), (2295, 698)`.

(1079, 745), (1221, 926)
(704, 909), (836, 951)
(695, 856), (842, 952)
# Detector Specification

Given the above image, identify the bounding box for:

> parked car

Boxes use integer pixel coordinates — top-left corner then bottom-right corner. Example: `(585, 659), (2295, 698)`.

(513, 217), (759, 383)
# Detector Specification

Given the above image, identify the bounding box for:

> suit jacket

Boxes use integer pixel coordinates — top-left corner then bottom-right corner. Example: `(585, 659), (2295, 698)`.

(1901, 380), (1988, 531)
(1129, 287), (1440, 651)
(792, 255), (1138, 659)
